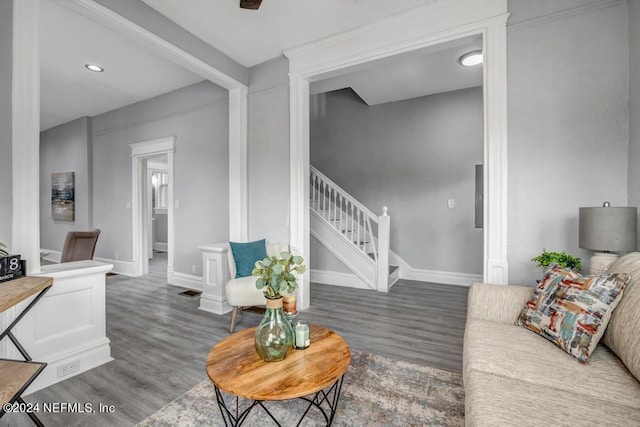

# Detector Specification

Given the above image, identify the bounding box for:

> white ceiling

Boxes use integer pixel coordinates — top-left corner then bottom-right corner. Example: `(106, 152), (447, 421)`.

(40, 0), (204, 131)
(40, 0), (482, 132)
(310, 36), (482, 105)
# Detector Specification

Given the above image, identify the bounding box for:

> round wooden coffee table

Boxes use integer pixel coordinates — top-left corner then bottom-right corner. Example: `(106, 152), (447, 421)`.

(206, 324), (350, 426)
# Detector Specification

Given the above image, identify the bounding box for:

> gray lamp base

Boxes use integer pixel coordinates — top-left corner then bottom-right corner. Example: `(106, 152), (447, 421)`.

(589, 252), (619, 275)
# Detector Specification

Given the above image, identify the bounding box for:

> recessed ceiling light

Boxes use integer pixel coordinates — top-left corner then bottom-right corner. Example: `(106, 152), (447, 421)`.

(458, 51), (483, 67)
(85, 64), (104, 73)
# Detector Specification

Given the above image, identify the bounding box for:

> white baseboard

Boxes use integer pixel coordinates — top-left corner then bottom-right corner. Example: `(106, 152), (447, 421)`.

(199, 294), (232, 315)
(41, 250), (137, 277)
(402, 268), (481, 286)
(153, 242), (168, 251)
(171, 271), (203, 291)
(25, 338), (113, 395)
(94, 257), (137, 276)
(310, 269), (369, 290)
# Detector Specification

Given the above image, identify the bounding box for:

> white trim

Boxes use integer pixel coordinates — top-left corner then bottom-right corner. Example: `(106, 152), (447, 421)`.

(94, 257), (137, 277)
(287, 0), (511, 309)
(41, 250), (138, 276)
(171, 272), (204, 291)
(198, 295), (232, 315)
(153, 242), (168, 252)
(289, 74), (311, 309)
(131, 137), (175, 277)
(25, 338), (112, 395)
(403, 268), (480, 287)
(12, 0), (40, 274)
(507, 0), (626, 33)
(229, 86), (249, 241)
(310, 269), (368, 290)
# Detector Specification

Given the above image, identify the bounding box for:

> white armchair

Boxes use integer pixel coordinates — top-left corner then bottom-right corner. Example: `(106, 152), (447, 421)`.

(227, 241), (291, 332)
(199, 241), (289, 333)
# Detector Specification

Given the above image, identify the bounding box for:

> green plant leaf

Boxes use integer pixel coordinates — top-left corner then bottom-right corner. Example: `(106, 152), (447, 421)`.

(292, 255), (303, 265)
(255, 278), (265, 289)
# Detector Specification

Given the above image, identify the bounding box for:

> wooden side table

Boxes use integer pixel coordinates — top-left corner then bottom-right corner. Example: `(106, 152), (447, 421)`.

(207, 325), (350, 426)
(0, 276), (53, 427)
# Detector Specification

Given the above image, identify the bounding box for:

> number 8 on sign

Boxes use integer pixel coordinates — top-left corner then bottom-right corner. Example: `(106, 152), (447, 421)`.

(8, 256), (20, 272)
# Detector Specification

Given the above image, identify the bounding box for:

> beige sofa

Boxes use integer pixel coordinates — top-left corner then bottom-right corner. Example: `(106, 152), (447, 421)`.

(463, 252), (640, 426)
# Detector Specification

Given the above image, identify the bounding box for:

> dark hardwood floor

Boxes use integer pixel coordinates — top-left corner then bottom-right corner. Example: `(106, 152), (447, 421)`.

(1, 255), (468, 426)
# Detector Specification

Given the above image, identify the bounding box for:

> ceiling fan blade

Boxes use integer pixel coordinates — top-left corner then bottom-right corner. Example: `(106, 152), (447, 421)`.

(240, 0), (262, 9)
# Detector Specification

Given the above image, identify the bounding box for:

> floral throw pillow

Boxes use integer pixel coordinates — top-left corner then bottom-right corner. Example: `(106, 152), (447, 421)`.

(517, 265), (630, 363)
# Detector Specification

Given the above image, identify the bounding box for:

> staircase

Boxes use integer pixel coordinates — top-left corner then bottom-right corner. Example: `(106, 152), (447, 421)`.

(310, 166), (399, 292)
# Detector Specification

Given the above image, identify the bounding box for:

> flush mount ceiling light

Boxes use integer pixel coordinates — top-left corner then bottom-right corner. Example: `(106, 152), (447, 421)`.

(458, 50), (483, 67)
(84, 64), (104, 73)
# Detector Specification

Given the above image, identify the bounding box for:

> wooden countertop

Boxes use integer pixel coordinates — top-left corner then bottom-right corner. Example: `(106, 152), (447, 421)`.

(206, 325), (350, 401)
(0, 276), (53, 313)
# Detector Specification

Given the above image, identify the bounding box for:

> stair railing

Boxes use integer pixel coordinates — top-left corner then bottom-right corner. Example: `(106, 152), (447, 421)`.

(310, 166), (391, 292)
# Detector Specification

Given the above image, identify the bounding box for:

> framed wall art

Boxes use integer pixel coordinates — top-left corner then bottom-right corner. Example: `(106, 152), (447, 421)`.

(51, 172), (75, 221)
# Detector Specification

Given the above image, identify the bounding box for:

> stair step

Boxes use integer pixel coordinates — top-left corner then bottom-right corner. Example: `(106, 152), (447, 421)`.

(389, 265), (399, 275)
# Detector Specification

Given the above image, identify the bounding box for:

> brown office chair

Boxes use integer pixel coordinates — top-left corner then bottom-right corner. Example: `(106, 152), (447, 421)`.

(61, 229), (101, 262)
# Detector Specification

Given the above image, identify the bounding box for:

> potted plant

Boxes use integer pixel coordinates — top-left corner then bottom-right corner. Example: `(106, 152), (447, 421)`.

(0, 242), (8, 257)
(251, 252), (306, 362)
(531, 249), (582, 271)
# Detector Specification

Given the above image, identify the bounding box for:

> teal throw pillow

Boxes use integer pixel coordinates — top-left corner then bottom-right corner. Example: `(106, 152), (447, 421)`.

(230, 239), (267, 278)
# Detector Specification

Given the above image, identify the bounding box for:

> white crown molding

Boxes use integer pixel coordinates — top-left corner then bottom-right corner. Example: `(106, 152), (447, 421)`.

(507, 0), (627, 33)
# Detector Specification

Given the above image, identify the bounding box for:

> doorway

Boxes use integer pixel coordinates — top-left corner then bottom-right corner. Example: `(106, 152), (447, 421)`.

(286, 5), (509, 310)
(131, 137), (175, 278)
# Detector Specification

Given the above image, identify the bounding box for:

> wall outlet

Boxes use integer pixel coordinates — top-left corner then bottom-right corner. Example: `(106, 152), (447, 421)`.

(57, 360), (80, 378)
(114, 252), (119, 260)
(447, 199), (455, 208)
(191, 265), (197, 275)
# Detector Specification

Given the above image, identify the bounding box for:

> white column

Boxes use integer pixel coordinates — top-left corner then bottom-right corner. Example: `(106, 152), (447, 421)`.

(229, 86), (249, 242)
(198, 243), (233, 314)
(289, 74), (311, 310)
(12, 0), (40, 274)
(484, 17), (509, 284)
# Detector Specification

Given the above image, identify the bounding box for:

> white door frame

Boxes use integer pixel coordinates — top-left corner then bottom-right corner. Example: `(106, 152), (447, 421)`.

(131, 137), (175, 277)
(285, 0), (510, 310)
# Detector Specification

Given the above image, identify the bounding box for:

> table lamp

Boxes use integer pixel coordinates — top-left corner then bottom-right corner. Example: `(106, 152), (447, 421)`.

(579, 202), (637, 274)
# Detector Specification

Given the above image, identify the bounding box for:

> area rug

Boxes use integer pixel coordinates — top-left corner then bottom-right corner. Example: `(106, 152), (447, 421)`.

(137, 350), (464, 426)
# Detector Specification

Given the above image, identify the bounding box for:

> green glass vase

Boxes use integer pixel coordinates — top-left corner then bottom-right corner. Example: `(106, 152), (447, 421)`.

(254, 297), (294, 362)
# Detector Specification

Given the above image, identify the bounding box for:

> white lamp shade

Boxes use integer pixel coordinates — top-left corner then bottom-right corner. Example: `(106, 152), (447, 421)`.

(579, 206), (637, 252)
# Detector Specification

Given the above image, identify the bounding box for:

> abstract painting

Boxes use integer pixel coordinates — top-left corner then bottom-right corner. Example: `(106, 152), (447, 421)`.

(52, 172), (75, 221)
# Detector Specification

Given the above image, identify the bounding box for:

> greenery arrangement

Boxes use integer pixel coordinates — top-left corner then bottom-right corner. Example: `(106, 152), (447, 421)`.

(0, 242), (8, 257)
(531, 249), (582, 271)
(253, 252), (306, 299)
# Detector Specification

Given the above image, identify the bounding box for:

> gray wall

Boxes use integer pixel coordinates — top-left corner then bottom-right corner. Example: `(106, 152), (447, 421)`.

(38, 81), (230, 276)
(0, 0), (12, 246)
(310, 87), (484, 274)
(247, 56), (291, 243)
(507, 0), (630, 284)
(629, 0), (640, 248)
(91, 80), (229, 275)
(39, 117), (92, 251)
